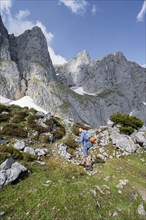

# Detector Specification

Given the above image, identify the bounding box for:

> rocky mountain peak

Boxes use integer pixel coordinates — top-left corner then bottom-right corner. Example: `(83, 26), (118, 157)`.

(100, 51), (127, 64)
(74, 50), (91, 63)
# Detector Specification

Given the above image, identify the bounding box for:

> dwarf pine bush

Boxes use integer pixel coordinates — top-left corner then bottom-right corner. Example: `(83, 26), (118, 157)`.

(110, 113), (144, 135)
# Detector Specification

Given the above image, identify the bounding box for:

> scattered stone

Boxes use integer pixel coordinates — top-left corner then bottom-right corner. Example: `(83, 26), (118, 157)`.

(90, 189), (96, 197)
(0, 140), (6, 145)
(104, 176), (110, 182)
(97, 154), (105, 161)
(116, 179), (129, 188)
(46, 180), (53, 184)
(24, 147), (36, 155)
(95, 186), (104, 195)
(58, 144), (71, 160)
(103, 185), (110, 190)
(118, 190), (122, 194)
(14, 140), (25, 150)
(96, 201), (100, 209)
(0, 211), (5, 218)
(112, 211), (118, 217)
(37, 161), (46, 165)
(99, 148), (105, 153)
(137, 203), (146, 216)
(35, 148), (47, 156)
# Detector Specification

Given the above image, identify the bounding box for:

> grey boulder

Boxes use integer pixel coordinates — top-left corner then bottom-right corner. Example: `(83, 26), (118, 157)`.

(5, 162), (27, 185)
(14, 140), (26, 150)
(24, 147), (36, 155)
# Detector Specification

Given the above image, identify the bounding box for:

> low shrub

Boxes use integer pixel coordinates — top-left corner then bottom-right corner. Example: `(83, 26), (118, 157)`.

(11, 117), (23, 124)
(0, 145), (23, 160)
(45, 119), (54, 131)
(0, 114), (11, 122)
(0, 104), (10, 113)
(0, 124), (28, 138)
(11, 111), (29, 123)
(72, 123), (90, 135)
(63, 137), (78, 150)
(53, 129), (65, 140)
(120, 126), (134, 135)
(53, 117), (66, 133)
(110, 113), (143, 130)
(27, 115), (50, 134)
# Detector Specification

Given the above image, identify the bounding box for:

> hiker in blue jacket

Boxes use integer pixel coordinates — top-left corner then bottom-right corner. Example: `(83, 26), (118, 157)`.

(76, 127), (93, 171)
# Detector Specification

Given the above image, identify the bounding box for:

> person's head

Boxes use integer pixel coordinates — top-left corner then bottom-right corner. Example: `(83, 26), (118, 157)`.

(79, 127), (84, 133)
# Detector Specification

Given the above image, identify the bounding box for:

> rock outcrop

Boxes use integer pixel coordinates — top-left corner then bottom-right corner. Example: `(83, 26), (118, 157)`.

(0, 15), (146, 127)
(0, 157), (28, 189)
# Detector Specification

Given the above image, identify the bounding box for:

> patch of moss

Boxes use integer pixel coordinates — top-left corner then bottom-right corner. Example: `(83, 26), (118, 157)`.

(22, 152), (37, 162)
(0, 152), (8, 164)
(63, 163), (87, 180)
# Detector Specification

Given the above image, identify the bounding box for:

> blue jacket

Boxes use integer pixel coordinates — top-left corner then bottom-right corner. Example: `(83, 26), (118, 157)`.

(77, 131), (92, 147)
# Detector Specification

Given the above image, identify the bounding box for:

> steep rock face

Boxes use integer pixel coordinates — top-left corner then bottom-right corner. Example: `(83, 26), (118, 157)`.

(9, 26), (55, 82)
(0, 16), (20, 99)
(0, 16), (56, 99)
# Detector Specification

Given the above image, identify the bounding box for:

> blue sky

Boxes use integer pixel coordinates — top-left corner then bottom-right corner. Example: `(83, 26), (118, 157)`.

(1, 0), (146, 66)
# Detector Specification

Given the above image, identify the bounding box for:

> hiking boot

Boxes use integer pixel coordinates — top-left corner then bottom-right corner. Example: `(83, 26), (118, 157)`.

(85, 166), (93, 171)
(79, 162), (86, 167)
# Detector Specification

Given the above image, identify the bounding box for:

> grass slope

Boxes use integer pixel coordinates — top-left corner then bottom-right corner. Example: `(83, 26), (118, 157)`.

(0, 152), (146, 220)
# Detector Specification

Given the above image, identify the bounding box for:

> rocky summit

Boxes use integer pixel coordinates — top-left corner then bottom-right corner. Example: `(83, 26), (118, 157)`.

(0, 15), (146, 127)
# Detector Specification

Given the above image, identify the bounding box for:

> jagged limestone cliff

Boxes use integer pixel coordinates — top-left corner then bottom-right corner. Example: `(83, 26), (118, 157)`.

(0, 15), (146, 127)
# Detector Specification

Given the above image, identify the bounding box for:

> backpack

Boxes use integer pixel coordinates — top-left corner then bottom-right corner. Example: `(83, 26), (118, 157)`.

(84, 131), (96, 143)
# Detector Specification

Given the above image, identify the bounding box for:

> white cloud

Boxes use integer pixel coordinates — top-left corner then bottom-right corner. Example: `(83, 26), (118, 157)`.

(48, 47), (67, 65)
(5, 9), (54, 45)
(1, 0), (66, 64)
(137, 0), (146, 22)
(91, 5), (97, 16)
(142, 64), (146, 68)
(59, 0), (88, 15)
(0, 0), (12, 13)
